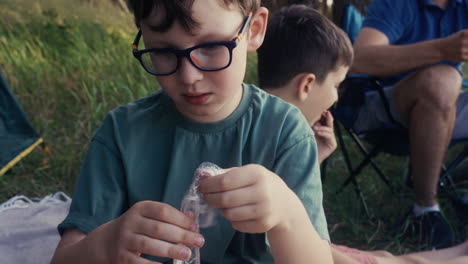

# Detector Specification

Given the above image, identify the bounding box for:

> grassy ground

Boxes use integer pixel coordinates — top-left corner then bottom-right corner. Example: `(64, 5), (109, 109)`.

(1, 0), (467, 256)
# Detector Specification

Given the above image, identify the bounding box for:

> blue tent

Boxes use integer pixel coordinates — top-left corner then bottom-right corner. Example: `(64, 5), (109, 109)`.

(0, 69), (45, 176)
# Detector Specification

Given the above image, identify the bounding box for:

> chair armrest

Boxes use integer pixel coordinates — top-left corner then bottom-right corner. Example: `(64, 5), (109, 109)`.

(333, 74), (399, 129)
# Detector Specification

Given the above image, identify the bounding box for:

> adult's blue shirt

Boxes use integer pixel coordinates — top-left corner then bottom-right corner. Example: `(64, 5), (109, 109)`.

(363, 0), (468, 86)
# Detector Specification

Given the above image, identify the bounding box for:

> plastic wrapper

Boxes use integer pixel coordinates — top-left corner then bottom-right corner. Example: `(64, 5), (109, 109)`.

(173, 162), (224, 264)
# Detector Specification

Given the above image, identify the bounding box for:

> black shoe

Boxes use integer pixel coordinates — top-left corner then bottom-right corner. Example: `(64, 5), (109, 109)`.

(452, 197), (468, 223)
(411, 211), (456, 249)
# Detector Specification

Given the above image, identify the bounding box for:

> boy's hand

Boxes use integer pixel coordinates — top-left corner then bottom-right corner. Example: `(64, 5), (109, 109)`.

(198, 164), (300, 234)
(90, 201), (204, 263)
(312, 111), (337, 164)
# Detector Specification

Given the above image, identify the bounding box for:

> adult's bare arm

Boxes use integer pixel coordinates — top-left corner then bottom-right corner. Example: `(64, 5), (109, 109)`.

(351, 28), (468, 77)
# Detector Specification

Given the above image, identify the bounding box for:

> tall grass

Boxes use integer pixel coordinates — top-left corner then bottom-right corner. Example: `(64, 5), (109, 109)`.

(0, 0), (466, 255)
(0, 0), (155, 196)
(0, 0), (259, 198)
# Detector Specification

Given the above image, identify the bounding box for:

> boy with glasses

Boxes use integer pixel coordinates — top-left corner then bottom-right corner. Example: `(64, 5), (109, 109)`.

(51, 1), (332, 263)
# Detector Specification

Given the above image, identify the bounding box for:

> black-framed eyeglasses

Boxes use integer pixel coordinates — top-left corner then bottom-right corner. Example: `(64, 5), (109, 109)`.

(132, 12), (253, 76)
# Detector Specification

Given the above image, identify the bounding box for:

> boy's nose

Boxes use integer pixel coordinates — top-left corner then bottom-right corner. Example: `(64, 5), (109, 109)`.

(178, 57), (203, 85)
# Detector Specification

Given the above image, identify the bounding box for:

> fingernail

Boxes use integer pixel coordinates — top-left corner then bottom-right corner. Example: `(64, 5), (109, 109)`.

(191, 223), (197, 231)
(179, 248), (190, 260)
(194, 235), (205, 247)
(199, 172), (210, 178)
(184, 210), (192, 217)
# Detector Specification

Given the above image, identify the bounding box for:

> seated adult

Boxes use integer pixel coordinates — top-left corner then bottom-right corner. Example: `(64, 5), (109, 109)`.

(350, 0), (468, 249)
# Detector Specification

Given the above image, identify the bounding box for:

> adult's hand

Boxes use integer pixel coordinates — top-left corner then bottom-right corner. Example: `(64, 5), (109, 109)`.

(438, 29), (468, 62)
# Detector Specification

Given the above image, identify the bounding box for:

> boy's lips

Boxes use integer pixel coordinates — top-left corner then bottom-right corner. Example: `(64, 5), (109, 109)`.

(183, 92), (212, 105)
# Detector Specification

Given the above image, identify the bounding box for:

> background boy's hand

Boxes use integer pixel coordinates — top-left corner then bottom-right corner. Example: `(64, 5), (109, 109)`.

(198, 164), (301, 234)
(89, 201), (205, 263)
(312, 110), (337, 164)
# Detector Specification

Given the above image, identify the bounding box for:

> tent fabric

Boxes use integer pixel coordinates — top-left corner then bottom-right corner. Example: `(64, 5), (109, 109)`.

(0, 69), (43, 176)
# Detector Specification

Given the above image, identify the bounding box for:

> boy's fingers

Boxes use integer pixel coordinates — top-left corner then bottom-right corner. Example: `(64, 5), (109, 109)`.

(118, 250), (163, 264)
(203, 185), (257, 208)
(196, 167), (233, 178)
(220, 204), (265, 222)
(198, 168), (256, 193)
(135, 217), (205, 249)
(314, 113), (333, 129)
(314, 126), (333, 133)
(127, 234), (193, 262)
(323, 111), (334, 126)
(137, 201), (193, 231)
(221, 167), (235, 173)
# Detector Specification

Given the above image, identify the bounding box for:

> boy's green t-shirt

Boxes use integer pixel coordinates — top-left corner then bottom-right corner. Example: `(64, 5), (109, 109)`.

(59, 84), (329, 264)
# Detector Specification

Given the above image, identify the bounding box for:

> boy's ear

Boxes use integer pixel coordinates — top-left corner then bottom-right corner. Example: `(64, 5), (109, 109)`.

(297, 73), (316, 102)
(246, 7), (268, 52)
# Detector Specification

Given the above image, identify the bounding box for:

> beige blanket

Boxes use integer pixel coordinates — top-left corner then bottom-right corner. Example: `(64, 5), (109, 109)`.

(0, 193), (70, 264)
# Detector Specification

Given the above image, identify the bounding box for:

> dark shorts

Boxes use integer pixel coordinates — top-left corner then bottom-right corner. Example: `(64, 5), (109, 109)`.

(353, 88), (468, 140)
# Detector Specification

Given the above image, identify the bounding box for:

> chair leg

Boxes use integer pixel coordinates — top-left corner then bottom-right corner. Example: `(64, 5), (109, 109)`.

(348, 131), (394, 193)
(439, 145), (468, 201)
(406, 160), (413, 188)
(442, 145), (468, 178)
(321, 158), (328, 183)
(335, 123), (356, 189)
(335, 123), (373, 218)
(350, 172), (373, 219)
(439, 165), (460, 201)
(339, 145), (381, 191)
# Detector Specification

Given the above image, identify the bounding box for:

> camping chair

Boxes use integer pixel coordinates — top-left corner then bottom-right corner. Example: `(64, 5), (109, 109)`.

(0, 69), (50, 176)
(331, 75), (468, 217)
(324, 4), (468, 218)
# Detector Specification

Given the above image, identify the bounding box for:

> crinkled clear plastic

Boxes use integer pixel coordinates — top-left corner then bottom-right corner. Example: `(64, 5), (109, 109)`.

(173, 162), (224, 264)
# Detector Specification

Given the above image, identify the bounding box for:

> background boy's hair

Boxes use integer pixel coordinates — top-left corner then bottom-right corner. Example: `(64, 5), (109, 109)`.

(257, 4), (353, 89)
(127, 0), (260, 32)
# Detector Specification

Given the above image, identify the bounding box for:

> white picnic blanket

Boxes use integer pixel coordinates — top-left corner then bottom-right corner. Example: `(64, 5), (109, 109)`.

(0, 192), (70, 264)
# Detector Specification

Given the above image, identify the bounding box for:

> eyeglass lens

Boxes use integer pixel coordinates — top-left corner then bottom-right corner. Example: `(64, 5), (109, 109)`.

(140, 44), (231, 75)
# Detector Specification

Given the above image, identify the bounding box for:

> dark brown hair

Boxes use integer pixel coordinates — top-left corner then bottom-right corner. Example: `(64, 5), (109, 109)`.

(257, 4), (353, 89)
(127, 0), (260, 32)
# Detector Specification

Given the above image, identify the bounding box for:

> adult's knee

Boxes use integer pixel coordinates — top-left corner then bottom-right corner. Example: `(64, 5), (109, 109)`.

(415, 65), (462, 110)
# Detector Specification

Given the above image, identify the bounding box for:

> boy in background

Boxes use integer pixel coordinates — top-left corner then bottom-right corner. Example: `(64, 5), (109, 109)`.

(258, 4), (349, 163)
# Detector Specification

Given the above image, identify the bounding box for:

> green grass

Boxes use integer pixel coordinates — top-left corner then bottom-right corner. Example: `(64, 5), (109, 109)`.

(0, 0), (154, 197)
(0, 0), (466, 256)
(323, 140), (468, 253)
